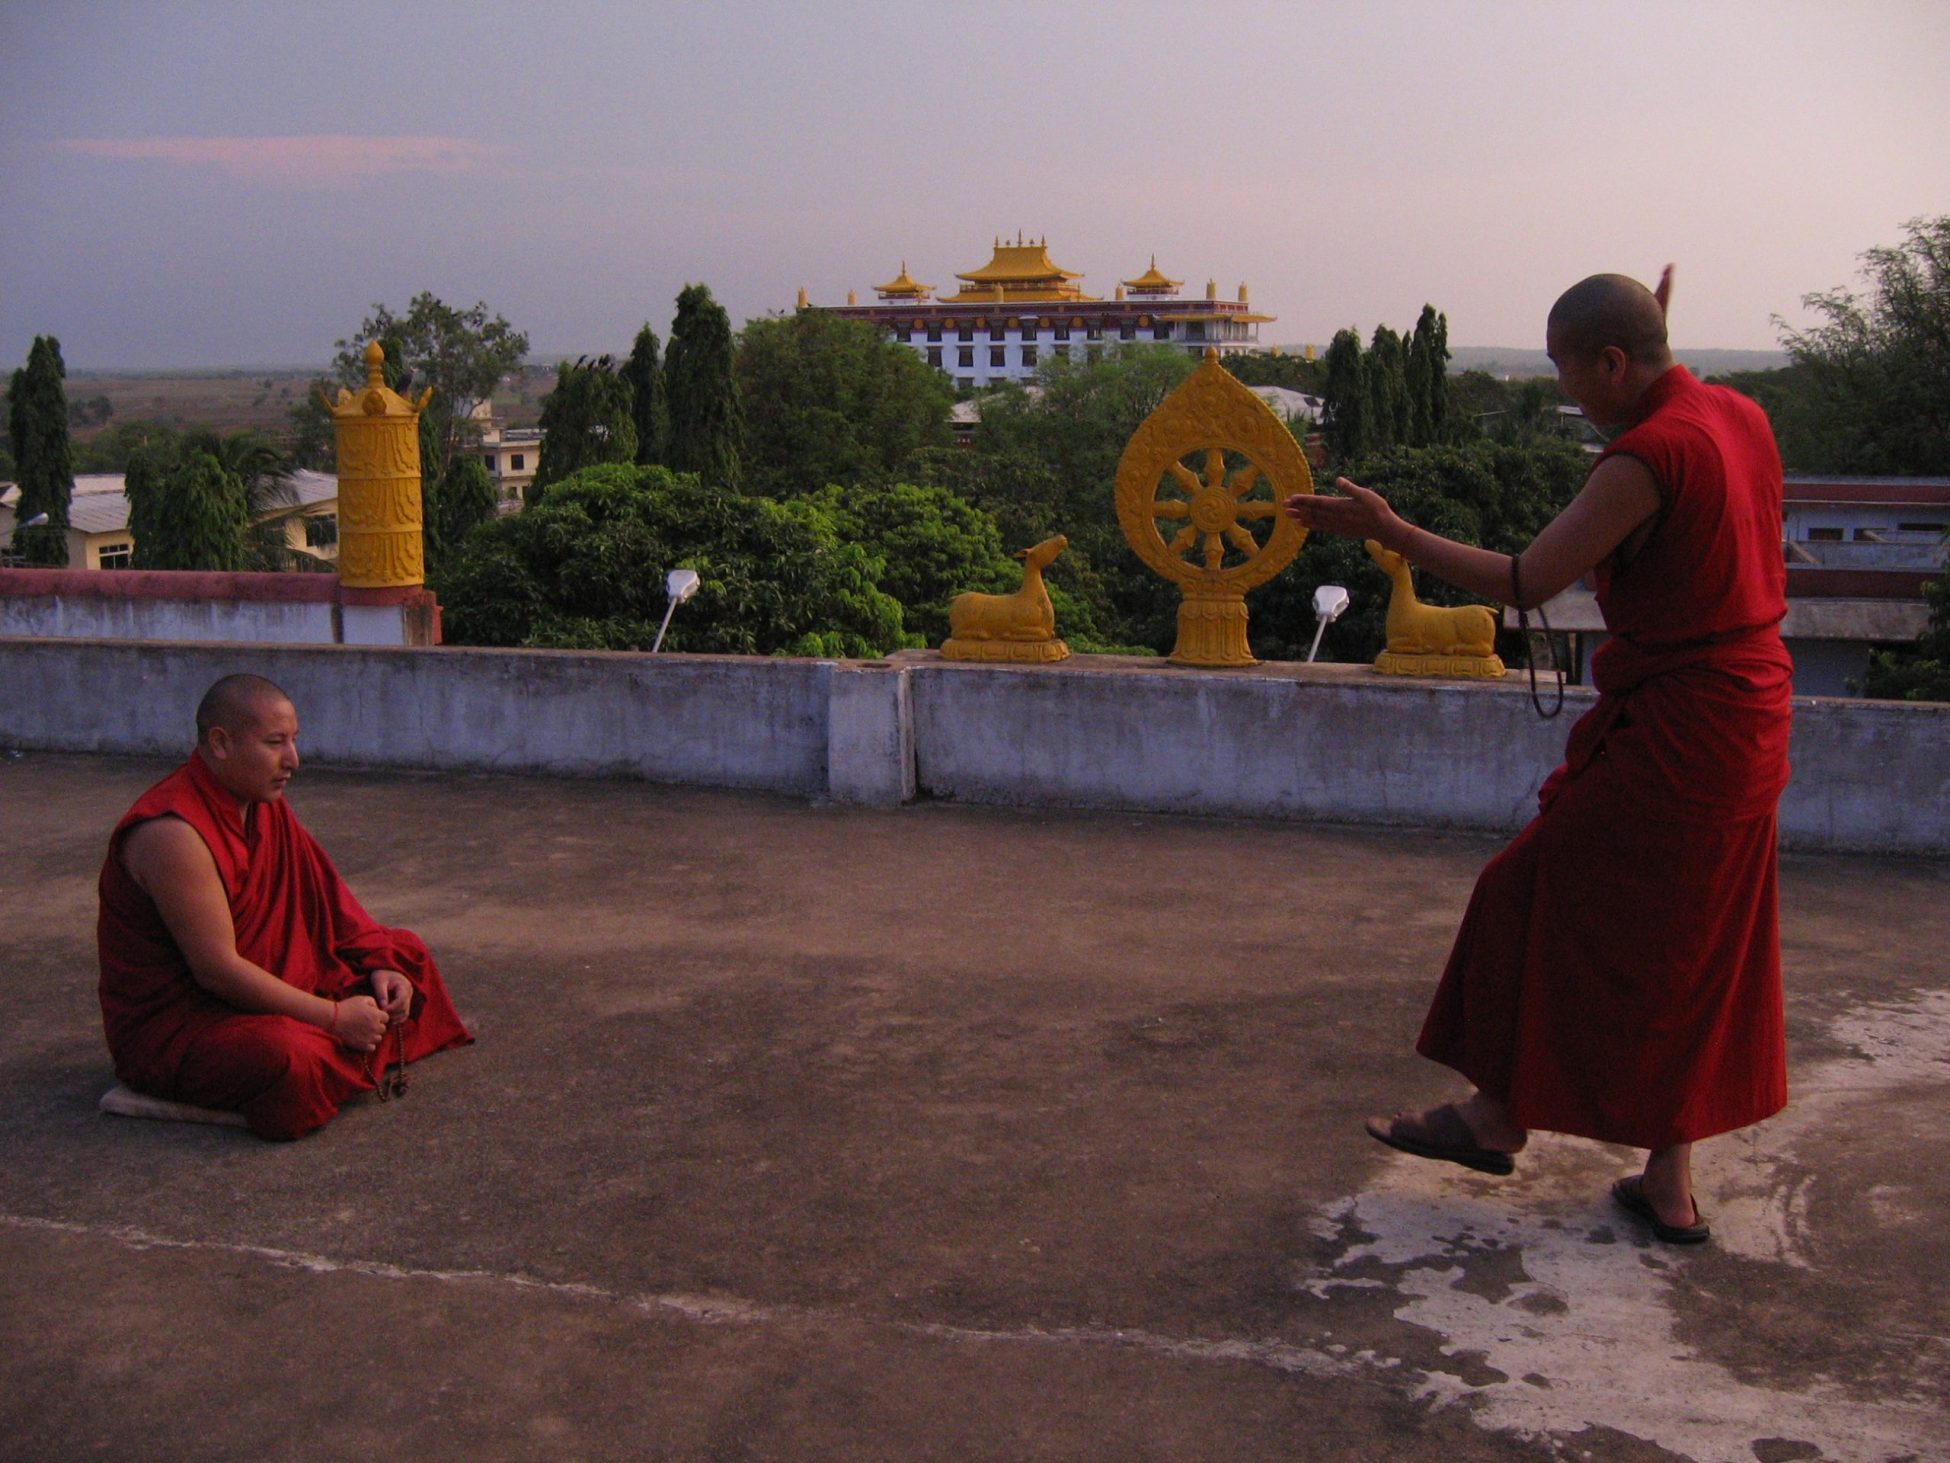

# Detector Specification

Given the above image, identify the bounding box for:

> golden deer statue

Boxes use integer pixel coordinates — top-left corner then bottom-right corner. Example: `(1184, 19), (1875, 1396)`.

(1364, 539), (1506, 678)
(941, 534), (1071, 663)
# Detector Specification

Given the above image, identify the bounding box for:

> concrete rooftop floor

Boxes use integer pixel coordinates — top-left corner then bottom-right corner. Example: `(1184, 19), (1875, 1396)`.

(1, 751), (1946, 1463)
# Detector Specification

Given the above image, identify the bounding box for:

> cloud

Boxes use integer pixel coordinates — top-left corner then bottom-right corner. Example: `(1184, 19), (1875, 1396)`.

(59, 135), (501, 188)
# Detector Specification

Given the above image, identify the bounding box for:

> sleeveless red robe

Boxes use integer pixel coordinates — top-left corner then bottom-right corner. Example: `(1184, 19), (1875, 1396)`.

(98, 754), (472, 1140)
(1417, 366), (1793, 1148)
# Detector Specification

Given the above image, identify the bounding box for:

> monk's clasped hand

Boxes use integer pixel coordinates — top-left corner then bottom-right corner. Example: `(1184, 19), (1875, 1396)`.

(333, 994), (390, 1052)
(370, 968), (414, 1025)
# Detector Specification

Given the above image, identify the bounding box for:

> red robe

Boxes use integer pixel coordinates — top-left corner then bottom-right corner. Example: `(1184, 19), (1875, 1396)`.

(98, 753), (472, 1140)
(1418, 366), (1794, 1148)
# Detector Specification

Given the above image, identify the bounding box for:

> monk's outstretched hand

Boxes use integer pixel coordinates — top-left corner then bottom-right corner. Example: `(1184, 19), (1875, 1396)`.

(332, 994), (389, 1052)
(1284, 477), (1406, 547)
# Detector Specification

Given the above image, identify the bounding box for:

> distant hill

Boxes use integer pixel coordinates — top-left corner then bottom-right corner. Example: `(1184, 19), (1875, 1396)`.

(1441, 345), (1790, 379)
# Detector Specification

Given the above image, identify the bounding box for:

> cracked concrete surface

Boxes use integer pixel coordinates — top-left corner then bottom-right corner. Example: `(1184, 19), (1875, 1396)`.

(1, 752), (1944, 1462)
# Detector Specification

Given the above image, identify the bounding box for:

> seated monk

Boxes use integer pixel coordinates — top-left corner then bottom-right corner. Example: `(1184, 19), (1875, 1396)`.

(98, 673), (472, 1139)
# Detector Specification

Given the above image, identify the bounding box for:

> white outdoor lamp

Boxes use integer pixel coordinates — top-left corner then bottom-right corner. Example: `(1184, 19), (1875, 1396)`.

(1307, 584), (1350, 663)
(651, 568), (701, 653)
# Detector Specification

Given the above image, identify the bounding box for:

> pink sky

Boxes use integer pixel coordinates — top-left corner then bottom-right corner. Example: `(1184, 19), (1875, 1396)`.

(3, 1), (1944, 368)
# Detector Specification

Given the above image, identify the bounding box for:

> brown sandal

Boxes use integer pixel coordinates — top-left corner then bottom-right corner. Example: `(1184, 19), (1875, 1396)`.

(1365, 1104), (1518, 1176)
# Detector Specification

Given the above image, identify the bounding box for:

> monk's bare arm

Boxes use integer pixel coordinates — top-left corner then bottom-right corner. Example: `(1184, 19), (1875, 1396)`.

(119, 817), (388, 1051)
(1282, 454), (1662, 608)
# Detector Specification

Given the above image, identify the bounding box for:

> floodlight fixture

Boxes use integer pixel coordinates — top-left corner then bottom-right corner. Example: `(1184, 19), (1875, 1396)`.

(1307, 584), (1350, 663)
(652, 568), (702, 653)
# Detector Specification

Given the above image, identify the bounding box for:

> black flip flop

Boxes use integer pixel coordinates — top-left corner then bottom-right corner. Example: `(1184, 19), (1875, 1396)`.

(1365, 1104), (1517, 1176)
(1611, 1176), (1711, 1245)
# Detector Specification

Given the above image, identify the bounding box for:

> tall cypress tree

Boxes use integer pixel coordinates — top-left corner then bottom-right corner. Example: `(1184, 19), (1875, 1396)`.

(665, 283), (743, 489)
(1367, 325), (1409, 452)
(1321, 328), (1370, 465)
(7, 335), (75, 565)
(531, 356), (638, 501)
(622, 323), (669, 467)
(1409, 305), (1451, 444)
(130, 450), (247, 570)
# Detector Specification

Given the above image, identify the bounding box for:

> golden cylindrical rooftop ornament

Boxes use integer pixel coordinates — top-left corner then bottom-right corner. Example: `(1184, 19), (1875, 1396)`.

(318, 341), (433, 589)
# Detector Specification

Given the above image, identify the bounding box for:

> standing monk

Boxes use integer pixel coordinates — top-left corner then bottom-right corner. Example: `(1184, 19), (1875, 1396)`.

(99, 674), (472, 1139)
(1285, 269), (1792, 1245)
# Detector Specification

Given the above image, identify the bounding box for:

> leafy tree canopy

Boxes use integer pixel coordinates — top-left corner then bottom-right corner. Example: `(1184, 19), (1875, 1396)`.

(622, 324), (669, 467)
(290, 293), (528, 480)
(434, 463), (907, 657)
(531, 356), (636, 500)
(665, 284), (743, 489)
(126, 448), (248, 571)
(802, 480), (1020, 647)
(736, 312), (954, 498)
(8, 335), (74, 564)
(1775, 215), (1950, 475)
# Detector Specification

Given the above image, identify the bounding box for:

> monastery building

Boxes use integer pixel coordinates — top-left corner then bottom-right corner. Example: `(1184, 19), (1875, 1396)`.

(802, 234), (1272, 391)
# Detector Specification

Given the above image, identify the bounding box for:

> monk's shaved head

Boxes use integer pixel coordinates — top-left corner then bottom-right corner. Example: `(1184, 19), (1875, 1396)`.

(195, 674), (293, 744)
(1547, 274), (1672, 365)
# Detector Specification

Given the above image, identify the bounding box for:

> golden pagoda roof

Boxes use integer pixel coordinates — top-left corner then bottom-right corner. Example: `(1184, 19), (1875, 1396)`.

(1122, 255), (1182, 292)
(873, 261), (933, 299)
(947, 234), (1097, 303)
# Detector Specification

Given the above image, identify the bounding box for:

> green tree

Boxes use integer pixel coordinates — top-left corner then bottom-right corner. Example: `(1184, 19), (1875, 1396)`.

(291, 294), (528, 482)
(665, 284), (743, 488)
(736, 311), (953, 498)
(959, 345), (1197, 652)
(182, 427), (299, 570)
(622, 324), (669, 467)
(1321, 328), (1370, 465)
(1861, 564), (1950, 701)
(1406, 305), (1451, 445)
(1776, 216), (1950, 475)
(424, 454), (500, 568)
(435, 463), (907, 656)
(127, 449), (248, 570)
(1367, 325), (1409, 452)
(71, 420), (183, 473)
(8, 335), (75, 565)
(803, 480), (1020, 646)
(530, 356), (637, 500)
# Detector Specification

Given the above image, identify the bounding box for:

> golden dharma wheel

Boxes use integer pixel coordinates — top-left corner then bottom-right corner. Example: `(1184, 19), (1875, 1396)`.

(1114, 350), (1313, 666)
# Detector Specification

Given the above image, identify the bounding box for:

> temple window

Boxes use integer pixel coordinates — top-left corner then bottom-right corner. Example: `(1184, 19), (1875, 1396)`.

(1086, 323), (1102, 340)
(1153, 323), (1171, 340)
(927, 325), (942, 342)
(1054, 323), (1070, 341)
(927, 346), (943, 367)
(990, 347), (1005, 367)
(1021, 345), (1038, 367)
(958, 347), (974, 367)
(1120, 322), (1136, 341)
(483, 454), (497, 473)
(96, 541), (133, 569)
(958, 324), (973, 342)
(989, 322), (1004, 340)
(511, 453), (525, 470)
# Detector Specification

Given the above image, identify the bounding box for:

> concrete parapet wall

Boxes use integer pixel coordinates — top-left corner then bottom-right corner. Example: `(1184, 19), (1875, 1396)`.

(0, 569), (438, 647)
(2, 637), (1944, 854)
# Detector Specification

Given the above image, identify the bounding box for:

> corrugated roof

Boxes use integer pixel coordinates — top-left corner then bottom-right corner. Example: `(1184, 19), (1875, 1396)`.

(9, 470), (337, 538)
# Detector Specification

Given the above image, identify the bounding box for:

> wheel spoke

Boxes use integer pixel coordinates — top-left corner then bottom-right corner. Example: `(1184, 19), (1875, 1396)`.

(1153, 500), (1190, 519)
(1235, 501), (1278, 520)
(1225, 524), (1260, 556)
(1167, 462), (1201, 496)
(1203, 534), (1224, 571)
(1168, 525), (1199, 555)
(1203, 448), (1226, 489)
(1228, 464), (1263, 499)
